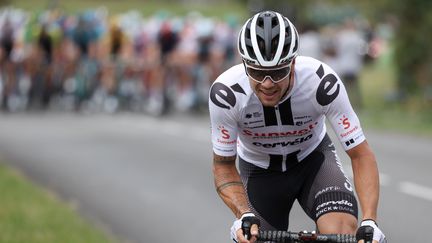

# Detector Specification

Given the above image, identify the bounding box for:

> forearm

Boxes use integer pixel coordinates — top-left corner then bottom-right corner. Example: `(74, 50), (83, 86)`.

(213, 153), (250, 218)
(351, 150), (380, 221)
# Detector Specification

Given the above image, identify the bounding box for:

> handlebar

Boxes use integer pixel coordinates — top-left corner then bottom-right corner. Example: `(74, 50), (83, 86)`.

(257, 230), (357, 243)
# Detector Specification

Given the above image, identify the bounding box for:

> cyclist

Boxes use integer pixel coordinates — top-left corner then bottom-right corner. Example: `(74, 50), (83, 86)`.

(208, 10), (386, 243)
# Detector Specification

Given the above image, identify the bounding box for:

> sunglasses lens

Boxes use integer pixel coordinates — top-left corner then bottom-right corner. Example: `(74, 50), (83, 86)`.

(246, 67), (266, 81)
(246, 65), (290, 83)
(271, 67), (290, 82)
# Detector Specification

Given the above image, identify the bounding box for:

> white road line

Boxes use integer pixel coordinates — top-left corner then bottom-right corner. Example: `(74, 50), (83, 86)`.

(379, 173), (391, 186)
(399, 181), (432, 202)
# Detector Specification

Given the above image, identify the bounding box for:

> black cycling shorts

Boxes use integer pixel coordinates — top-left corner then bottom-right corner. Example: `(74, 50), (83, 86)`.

(239, 134), (358, 230)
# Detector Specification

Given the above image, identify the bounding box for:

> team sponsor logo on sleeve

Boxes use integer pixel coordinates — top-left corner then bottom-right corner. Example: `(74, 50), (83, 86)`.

(345, 139), (355, 147)
(344, 134), (364, 147)
(214, 147), (235, 153)
(338, 115), (351, 129)
(338, 115), (359, 139)
(216, 125), (236, 145)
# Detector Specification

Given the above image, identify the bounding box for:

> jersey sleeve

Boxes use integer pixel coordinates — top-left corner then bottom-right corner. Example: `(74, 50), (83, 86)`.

(316, 63), (366, 150)
(208, 82), (240, 157)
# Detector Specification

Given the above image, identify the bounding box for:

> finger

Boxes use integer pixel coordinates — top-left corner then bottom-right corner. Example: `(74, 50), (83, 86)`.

(250, 224), (259, 236)
(236, 228), (248, 243)
(248, 224), (259, 242)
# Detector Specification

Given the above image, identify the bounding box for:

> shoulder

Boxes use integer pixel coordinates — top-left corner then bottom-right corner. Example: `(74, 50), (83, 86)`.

(294, 56), (338, 77)
(294, 56), (343, 107)
(209, 64), (252, 110)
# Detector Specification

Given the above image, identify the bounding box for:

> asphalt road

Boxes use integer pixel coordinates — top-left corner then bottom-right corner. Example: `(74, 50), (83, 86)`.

(0, 112), (430, 243)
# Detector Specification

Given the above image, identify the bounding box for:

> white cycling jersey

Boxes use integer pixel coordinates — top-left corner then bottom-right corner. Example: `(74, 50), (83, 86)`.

(209, 56), (365, 170)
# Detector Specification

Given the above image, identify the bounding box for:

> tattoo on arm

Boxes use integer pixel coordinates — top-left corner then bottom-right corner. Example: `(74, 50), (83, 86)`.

(216, 181), (243, 194)
(213, 153), (236, 165)
(212, 153), (249, 217)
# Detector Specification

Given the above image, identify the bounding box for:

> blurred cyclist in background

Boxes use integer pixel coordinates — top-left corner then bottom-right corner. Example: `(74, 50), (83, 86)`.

(209, 10), (386, 243)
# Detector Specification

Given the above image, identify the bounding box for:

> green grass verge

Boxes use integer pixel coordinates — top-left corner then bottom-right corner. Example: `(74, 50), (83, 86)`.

(0, 163), (114, 243)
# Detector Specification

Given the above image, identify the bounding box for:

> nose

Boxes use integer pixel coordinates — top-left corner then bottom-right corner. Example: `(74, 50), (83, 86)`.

(261, 77), (275, 87)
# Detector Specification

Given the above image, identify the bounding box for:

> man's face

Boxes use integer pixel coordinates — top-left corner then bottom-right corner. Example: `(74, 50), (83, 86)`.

(245, 63), (293, 107)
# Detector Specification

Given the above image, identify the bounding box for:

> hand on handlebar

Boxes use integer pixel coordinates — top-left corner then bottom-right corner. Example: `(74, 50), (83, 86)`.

(230, 212), (260, 243)
(356, 219), (386, 243)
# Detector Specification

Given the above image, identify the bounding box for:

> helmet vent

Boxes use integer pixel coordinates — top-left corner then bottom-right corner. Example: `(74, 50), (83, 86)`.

(293, 37), (298, 53)
(282, 26), (291, 57)
(246, 45), (256, 60)
(270, 38), (279, 60)
(257, 18), (264, 27)
(271, 17), (278, 28)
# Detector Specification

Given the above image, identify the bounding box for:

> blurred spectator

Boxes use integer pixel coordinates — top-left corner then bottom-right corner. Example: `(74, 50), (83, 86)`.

(332, 18), (367, 110)
(110, 25), (123, 57)
(0, 17), (15, 110)
(37, 25), (55, 108)
(170, 14), (199, 112)
(298, 22), (323, 60)
(38, 25), (53, 64)
(0, 18), (14, 63)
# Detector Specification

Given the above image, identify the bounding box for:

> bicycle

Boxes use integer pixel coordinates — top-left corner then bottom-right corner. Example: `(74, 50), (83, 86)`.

(242, 221), (374, 243)
(257, 230), (357, 243)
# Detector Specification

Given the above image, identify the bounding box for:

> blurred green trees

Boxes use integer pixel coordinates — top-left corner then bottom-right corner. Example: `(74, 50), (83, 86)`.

(391, 0), (432, 103)
(0, 0), (11, 7)
(354, 0), (432, 105)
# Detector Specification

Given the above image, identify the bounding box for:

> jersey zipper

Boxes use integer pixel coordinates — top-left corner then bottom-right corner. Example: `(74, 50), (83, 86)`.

(274, 106), (287, 171)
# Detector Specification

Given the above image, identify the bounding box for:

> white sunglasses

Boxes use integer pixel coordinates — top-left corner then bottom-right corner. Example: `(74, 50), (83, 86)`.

(244, 63), (292, 83)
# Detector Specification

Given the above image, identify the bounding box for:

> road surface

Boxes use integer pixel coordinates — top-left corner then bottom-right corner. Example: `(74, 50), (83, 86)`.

(0, 112), (430, 243)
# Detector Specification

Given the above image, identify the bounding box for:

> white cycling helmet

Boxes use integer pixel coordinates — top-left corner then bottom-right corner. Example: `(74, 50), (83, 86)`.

(238, 10), (299, 67)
